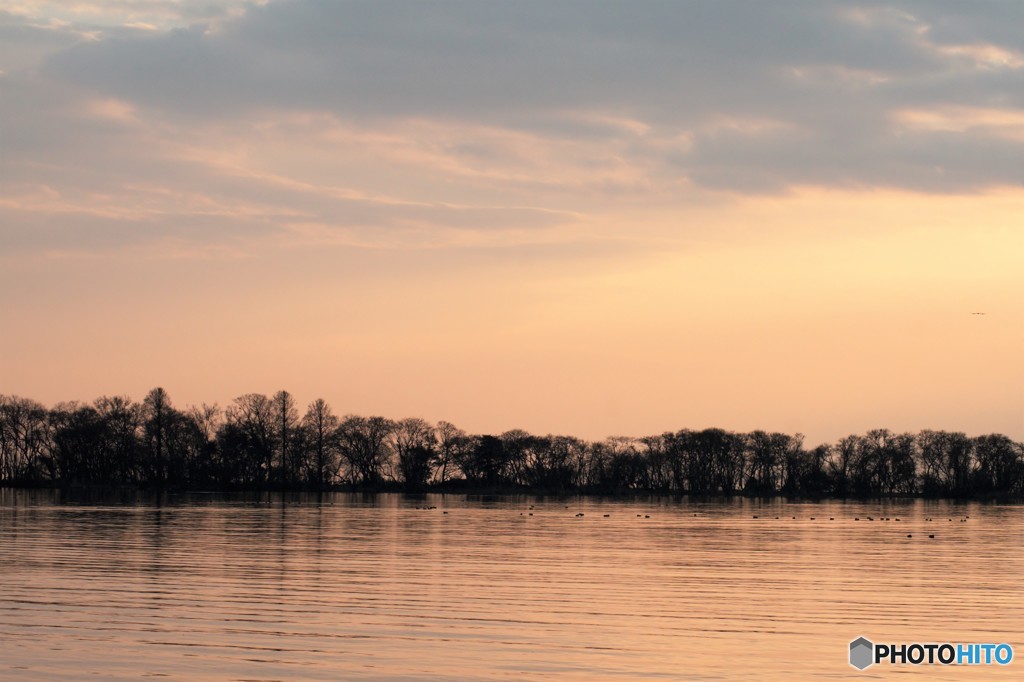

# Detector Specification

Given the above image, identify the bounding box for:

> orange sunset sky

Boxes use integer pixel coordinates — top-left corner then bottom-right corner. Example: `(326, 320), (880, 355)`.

(1, 1), (1022, 445)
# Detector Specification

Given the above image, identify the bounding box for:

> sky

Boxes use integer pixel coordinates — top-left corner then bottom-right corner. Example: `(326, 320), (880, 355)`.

(1, 1), (1022, 445)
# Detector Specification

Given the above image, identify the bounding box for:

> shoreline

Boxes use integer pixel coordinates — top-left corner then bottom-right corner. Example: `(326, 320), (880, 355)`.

(3, 482), (1020, 503)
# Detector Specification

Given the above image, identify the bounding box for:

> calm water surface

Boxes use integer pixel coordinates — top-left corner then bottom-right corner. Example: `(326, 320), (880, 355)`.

(1, 490), (1021, 680)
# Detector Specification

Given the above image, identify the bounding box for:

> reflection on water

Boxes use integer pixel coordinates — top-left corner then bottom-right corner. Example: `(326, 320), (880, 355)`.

(1, 489), (1021, 680)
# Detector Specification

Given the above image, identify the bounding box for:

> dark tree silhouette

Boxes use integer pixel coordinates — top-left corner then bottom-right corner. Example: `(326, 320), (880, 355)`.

(531, 435), (587, 491)
(465, 435), (506, 486)
(393, 418), (437, 490)
(2, 390), (1022, 498)
(0, 395), (49, 482)
(338, 416), (394, 486)
(918, 430), (972, 496)
(828, 435), (858, 497)
(142, 388), (172, 485)
(746, 430), (788, 494)
(188, 403), (223, 485)
(48, 402), (104, 484)
(434, 420), (470, 484)
(272, 390), (300, 485)
(225, 393), (275, 486)
(94, 396), (142, 484)
(303, 398), (339, 489)
(973, 434), (1023, 495)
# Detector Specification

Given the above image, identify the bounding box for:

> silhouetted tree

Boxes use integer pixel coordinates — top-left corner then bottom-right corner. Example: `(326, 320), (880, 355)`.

(973, 434), (1023, 495)
(93, 395), (141, 483)
(434, 420), (470, 484)
(48, 402), (104, 484)
(639, 435), (672, 491)
(337, 416), (394, 486)
(188, 403), (222, 485)
(535, 435), (587, 490)
(707, 429), (746, 494)
(216, 422), (257, 485)
(464, 435), (506, 486)
(847, 430), (917, 496)
(272, 390), (300, 485)
(802, 444), (833, 497)
(225, 393), (275, 486)
(746, 430), (789, 494)
(0, 395), (50, 483)
(393, 418), (437, 490)
(501, 429), (538, 486)
(660, 432), (686, 491)
(917, 430), (974, 496)
(589, 437), (645, 492)
(827, 435), (858, 497)
(141, 388), (173, 485)
(5, 390), (1024, 498)
(671, 429), (748, 494)
(302, 399), (339, 488)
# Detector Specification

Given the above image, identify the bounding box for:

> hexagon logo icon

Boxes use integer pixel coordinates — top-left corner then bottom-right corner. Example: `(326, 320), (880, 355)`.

(850, 637), (874, 670)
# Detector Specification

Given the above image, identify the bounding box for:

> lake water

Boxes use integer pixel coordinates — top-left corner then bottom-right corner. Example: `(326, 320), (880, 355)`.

(1, 490), (1021, 680)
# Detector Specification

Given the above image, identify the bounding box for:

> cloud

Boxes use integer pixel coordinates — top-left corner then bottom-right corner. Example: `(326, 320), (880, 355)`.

(4, 1), (1024, 264)
(0, 11), (88, 73)
(31, 0), (1024, 195)
(0, 74), (583, 259)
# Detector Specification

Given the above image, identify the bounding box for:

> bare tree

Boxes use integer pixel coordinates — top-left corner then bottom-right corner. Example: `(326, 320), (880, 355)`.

(392, 418), (437, 490)
(142, 388), (172, 485)
(94, 395), (141, 483)
(6, 388), (1024, 498)
(226, 393), (275, 486)
(974, 434), (1022, 494)
(0, 395), (50, 482)
(303, 398), (340, 488)
(272, 390), (300, 485)
(337, 416), (394, 486)
(189, 403), (222, 444)
(434, 420), (469, 484)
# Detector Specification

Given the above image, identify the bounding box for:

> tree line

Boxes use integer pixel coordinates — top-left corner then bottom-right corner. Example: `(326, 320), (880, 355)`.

(1, 390), (1022, 498)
